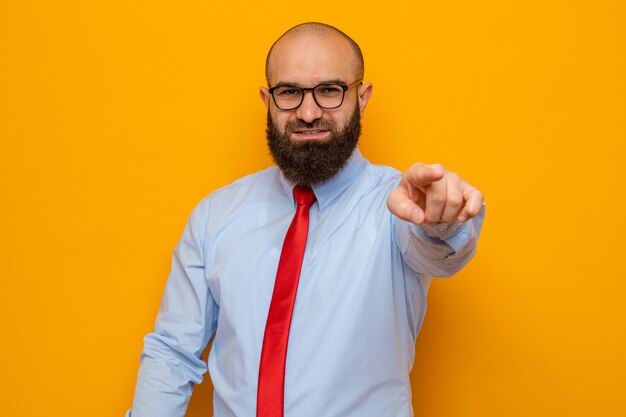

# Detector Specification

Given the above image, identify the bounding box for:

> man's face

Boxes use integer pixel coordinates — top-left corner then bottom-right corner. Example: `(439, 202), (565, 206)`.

(260, 32), (372, 185)
(265, 100), (361, 185)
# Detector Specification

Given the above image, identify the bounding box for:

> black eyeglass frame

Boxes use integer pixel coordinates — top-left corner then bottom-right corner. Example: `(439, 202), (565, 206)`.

(268, 79), (363, 110)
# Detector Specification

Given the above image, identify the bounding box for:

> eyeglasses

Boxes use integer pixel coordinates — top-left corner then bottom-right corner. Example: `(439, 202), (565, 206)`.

(268, 79), (362, 110)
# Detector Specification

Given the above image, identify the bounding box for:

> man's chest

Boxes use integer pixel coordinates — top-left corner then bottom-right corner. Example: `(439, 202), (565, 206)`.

(203, 199), (396, 326)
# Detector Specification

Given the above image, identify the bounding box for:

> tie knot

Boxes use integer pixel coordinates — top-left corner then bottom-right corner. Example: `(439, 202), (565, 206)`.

(293, 184), (316, 208)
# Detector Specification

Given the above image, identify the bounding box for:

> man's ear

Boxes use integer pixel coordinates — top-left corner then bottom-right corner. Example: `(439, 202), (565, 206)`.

(357, 82), (373, 117)
(260, 87), (271, 109)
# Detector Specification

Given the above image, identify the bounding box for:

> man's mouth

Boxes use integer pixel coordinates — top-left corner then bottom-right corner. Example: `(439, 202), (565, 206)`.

(291, 129), (331, 140)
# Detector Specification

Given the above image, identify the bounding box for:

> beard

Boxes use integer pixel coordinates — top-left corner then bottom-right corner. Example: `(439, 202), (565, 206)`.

(266, 103), (361, 186)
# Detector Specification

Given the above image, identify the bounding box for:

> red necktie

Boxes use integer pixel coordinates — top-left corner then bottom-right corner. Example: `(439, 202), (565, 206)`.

(257, 184), (316, 417)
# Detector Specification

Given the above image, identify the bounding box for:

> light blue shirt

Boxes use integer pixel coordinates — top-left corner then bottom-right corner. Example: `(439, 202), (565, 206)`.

(128, 148), (485, 417)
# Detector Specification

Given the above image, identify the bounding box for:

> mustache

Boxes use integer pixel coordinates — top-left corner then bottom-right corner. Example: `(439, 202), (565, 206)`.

(285, 119), (335, 133)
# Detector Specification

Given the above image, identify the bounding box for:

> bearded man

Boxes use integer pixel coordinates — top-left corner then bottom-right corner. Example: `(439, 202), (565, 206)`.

(127, 22), (485, 417)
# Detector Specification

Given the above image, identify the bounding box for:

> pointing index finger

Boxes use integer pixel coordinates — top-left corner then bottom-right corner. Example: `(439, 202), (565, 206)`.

(405, 163), (445, 188)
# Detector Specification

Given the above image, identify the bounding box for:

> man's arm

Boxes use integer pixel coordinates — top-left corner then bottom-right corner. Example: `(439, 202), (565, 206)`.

(388, 162), (485, 277)
(394, 205), (485, 277)
(127, 202), (217, 417)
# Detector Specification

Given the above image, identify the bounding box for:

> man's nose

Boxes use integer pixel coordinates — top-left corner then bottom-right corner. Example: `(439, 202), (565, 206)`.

(295, 90), (323, 123)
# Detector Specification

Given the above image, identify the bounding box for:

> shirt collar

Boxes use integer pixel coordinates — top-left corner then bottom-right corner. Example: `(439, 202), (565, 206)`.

(278, 147), (367, 211)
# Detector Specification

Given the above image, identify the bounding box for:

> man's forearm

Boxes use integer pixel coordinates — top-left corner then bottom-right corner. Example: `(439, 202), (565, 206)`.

(394, 204), (486, 277)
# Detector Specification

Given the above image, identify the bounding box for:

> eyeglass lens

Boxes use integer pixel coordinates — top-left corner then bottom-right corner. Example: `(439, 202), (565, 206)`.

(273, 84), (345, 110)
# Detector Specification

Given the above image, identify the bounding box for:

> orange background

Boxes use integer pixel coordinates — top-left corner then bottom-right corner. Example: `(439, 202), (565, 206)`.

(1, 1), (625, 416)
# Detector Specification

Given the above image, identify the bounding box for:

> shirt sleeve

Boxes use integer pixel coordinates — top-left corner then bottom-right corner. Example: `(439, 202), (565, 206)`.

(394, 204), (486, 277)
(127, 200), (218, 417)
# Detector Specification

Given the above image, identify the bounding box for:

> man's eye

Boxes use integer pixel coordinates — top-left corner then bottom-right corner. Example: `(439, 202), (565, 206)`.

(277, 88), (301, 96)
(318, 86), (343, 95)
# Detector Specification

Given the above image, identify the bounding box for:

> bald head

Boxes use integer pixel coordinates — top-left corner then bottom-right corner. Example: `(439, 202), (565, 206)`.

(265, 22), (364, 85)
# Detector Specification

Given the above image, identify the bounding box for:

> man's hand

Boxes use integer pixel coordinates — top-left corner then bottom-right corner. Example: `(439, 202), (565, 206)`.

(387, 163), (484, 225)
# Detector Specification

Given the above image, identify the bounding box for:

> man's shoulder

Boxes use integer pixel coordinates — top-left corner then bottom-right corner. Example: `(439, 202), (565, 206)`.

(190, 166), (282, 215)
(209, 166), (280, 200)
(363, 160), (402, 177)
(359, 160), (403, 190)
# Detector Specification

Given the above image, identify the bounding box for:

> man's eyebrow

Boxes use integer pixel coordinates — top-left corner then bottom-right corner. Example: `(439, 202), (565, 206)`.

(317, 79), (347, 85)
(271, 81), (303, 88)
(271, 79), (348, 88)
